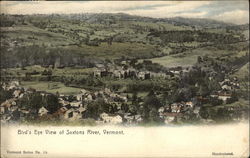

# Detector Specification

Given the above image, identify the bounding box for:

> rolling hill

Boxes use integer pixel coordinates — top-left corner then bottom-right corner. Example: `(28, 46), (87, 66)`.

(0, 13), (248, 68)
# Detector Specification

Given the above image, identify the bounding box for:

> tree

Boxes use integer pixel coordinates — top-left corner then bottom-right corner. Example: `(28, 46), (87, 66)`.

(197, 56), (202, 63)
(210, 97), (223, 106)
(144, 90), (161, 109)
(149, 108), (161, 122)
(0, 86), (13, 103)
(86, 102), (100, 119)
(197, 84), (209, 97)
(129, 103), (138, 115)
(129, 59), (138, 67)
(18, 92), (43, 116)
(199, 107), (209, 119)
(142, 90), (161, 122)
(107, 37), (113, 45)
(121, 103), (129, 113)
(208, 79), (221, 92)
(132, 92), (138, 104)
(215, 108), (232, 122)
(44, 94), (60, 114)
(226, 92), (238, 104)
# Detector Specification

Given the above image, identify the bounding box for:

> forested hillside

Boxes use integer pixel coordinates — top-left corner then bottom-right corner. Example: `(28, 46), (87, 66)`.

(1, 13), (248, 68)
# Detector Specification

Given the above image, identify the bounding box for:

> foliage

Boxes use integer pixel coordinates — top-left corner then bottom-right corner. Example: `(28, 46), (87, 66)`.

(0, 85), (13, 103)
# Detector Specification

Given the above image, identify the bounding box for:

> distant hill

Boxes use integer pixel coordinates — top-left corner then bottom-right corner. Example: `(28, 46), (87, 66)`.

(0, 13), (248, 68)
(63, 13), (235, 29)
(162, 17), (234, 28)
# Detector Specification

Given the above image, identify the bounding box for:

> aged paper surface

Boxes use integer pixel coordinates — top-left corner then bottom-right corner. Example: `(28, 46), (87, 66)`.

(0, 1), (249, 157)
(1, 123), (249, 157)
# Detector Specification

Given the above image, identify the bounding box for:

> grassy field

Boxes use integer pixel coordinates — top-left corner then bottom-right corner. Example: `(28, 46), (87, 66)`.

(148, 43), (248, 67)
(243, 30), (249, 39)
(1, 25), (74, 47)
(149, 54), (198, 67)
(21, 81), (82, 95)
(1, 21), (159, 60)
(210, 99), (249, 110)
(67, 42), (158, 59)
(231, 62), (249, 80)
(4, 65), (94, 78)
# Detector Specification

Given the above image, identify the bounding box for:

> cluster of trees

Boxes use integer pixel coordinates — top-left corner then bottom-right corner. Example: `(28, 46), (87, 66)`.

(84, 90), (163, 123)
(17, 92), (61, 118)
(199, 106), (244, 122)
(85, 99), (119, 119)
(0, 85), (13, 103)
(0, 16), (15, 27)
(134, 60), (166, 73)
(1, 45), (97, 68)
(149, 30), (244, 44)
(61, 76), (104, 88)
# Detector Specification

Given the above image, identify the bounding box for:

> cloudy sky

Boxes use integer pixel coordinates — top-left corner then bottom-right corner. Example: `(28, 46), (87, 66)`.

(0, 1), (249, 24)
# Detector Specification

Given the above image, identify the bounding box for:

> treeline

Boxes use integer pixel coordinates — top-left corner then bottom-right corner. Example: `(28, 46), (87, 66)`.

(148, 30), (244, 44)
(0, 45), (97, 68)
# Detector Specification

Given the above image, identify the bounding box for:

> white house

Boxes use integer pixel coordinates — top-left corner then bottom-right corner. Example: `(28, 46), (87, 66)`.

(164, 116), (175, 124)
(100, 113), (123, 124)
(134, 115), (143, 123)
(13, 90), (22, 98)
(218, 94), (231, 102)
(221, 85), (232, 91)
(70, 101), (82, 108)
(185, 101), (194, 108)
(64, 109), (82, 121)
(38, 107), (49, 116)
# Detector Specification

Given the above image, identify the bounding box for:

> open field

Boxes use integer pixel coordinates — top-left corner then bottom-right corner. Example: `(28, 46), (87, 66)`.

(66, 42), (158, 59)
(207, 99), (250, 110)
(231, 62), (249, 80)
(21, 81), (82, 95)
(149, 54), (198, 67)
(148, 42), (249, 67)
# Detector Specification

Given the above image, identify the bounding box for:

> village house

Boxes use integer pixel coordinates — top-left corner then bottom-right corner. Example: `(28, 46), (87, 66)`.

(221, 84), (232, 91)
(218, 92), (232, 102)
(170, 103), (182, 113)
(158, 107), (166, 119)
(94, 68), (110, 77)
(19, 109), (30, 120)
(85, 93), (96, 102)
(1, 115), (12, 123)
(185, 101), (194, 108)
(4, 81), (20, 91)
(158, 107), (165, 113)
(0, 98), (17, 114)
(137, 71), (150, 80)
(210, 91), (219, 98)
(13, 89), (22, 98)
(151, 72), (167, 78)
(58, 97), (71, 106)
(113, 70), (123, 78)
(70, 101), (82, 108)
(193, 107), (201, 115)
(123, 113), (134, 124)
(163, 112), (183, 124)
(76, 94), (84, 101)
(38, 107), (49, 116)
(134, 115), (143, 123)
(99, 112), (123, 124)
(219, 78), (240, 90)
(64, 108), (82, 121)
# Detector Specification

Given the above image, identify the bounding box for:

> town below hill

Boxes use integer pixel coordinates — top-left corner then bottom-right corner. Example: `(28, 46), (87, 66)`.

(0, 13), (249, 125)
(1, 56), (249, 125)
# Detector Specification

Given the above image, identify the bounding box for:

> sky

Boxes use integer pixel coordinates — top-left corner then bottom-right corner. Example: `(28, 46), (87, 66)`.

(0, 1), (249, 24)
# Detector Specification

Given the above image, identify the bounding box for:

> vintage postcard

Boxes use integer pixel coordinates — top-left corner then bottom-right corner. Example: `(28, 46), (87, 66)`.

(0, 1), (249, 157)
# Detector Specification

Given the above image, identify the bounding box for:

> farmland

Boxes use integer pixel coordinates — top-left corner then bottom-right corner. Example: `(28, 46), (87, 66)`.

(0, 13), (249, 125)
(21, 81), (82, 95)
